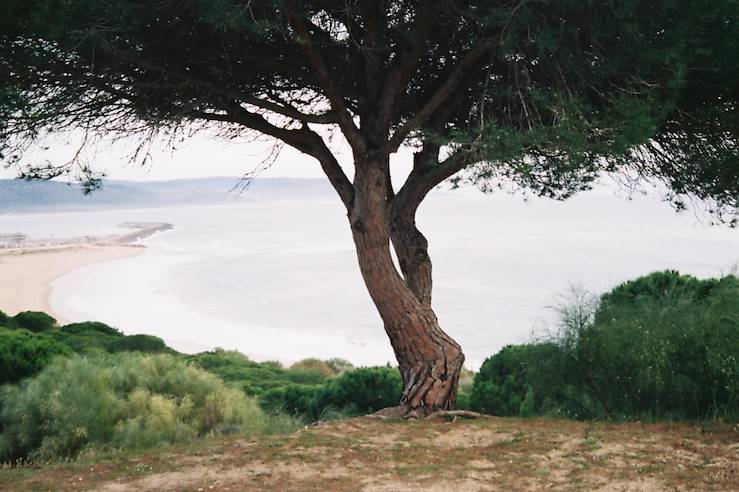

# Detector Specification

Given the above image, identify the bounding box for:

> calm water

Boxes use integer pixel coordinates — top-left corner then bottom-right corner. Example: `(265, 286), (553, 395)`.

(2, 185), (738, 369)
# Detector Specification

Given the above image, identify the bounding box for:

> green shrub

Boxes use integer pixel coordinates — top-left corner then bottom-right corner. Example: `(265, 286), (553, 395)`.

(0, 329), (71, 384)
(191, 349), (296, 396)
(107, 334), (168, 353)
(191, 350), (334, 396)
(289, 358), (336, 377)
(284, 368), (330, 385)
(320, 367), (402, 415)
(47, 322), (122, 354)
(0, 310), (12, 328)
(49, 330), (119, 354)
(456, 384), (473, 410)
(61, 321), (122, 337)
(47, 322), (172, 355)
(470, 344), (584, 417)
(598, 270), (721, 308)
(471, 271), (739, 421)
(579, 272), (739, 419)
(260, 384), (323, 419)
(325, 358), (354, 375)
(0, 353), (269, 462)
(12, 311), (56, 332)
(261, 367), (402, 420)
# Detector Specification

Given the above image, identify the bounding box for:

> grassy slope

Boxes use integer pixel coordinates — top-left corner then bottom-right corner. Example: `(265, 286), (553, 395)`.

(1, 417), (737, 491)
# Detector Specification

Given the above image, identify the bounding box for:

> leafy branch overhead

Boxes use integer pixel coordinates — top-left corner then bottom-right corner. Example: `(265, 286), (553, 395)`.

(1, 0), (738, 219)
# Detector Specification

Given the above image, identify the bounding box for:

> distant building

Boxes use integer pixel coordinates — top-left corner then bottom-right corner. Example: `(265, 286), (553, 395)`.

(0, 233), (28, 248)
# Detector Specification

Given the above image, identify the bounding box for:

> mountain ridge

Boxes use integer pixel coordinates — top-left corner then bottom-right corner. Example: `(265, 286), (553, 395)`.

(0, 177), (333, 213)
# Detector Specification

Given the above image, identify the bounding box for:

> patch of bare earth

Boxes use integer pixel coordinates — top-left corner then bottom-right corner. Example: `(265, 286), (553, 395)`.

(1, 418), (736, 491)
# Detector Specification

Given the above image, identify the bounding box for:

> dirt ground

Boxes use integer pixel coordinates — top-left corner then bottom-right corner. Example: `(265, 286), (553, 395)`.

(2, 416), (737, 491)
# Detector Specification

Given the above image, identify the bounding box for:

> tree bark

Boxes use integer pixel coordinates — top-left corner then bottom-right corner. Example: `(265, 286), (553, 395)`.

(390, 209), (433, 307)
(350, 159), (464, 416)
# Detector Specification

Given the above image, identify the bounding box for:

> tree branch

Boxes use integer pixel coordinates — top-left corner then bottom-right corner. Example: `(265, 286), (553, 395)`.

(286, 2), (367, 156)
(241, 95), (337, 124)
(373, 2), (436, 138)
(188, 106), (354, 208)
(382, 42), (494, 155)
(94, 41), (333, 125)
(394, 144), (482, 214)
(359, 0), (386, 109)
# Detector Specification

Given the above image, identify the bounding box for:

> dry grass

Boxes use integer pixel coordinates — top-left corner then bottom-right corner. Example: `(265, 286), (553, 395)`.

(1, 417), (737, 491)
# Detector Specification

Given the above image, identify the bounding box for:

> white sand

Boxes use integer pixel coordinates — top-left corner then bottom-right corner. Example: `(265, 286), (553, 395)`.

(0, 244), (144, 323)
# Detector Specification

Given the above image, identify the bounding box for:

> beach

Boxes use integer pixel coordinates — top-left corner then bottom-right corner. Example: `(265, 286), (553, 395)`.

(0, 222), (171, 323)
(0, 244), (144, 323)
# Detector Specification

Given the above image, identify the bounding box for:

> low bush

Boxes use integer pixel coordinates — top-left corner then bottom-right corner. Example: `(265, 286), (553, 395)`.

(579, 272), (739, 419)
(107, 334), (169, 353)
(456, 384), (472, 410)
(470, 344), (588, 418)
(324, 358), (354, 375)
(61, 321), (122, 337)
(471, 271), (739, 421)
(284, 367), (331, 385)
(0, 353), (269, 462)
(0, 329), (71, 384)
(320, 366), (402, 415)
(191, 349), (331, 395)
(289, 358), (336, 377)
(47, 321), (123, 354)
(47, 321), (170, 355)
(260, 384), (323, 419)
(12, 311), (56, 332)
(192, 349), (295, 395)
(261, 366), (402, 420)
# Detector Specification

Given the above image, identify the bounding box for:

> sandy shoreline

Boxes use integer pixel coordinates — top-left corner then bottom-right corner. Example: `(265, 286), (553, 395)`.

(0, 244), (144, 323)
(0, 222), (171, 323)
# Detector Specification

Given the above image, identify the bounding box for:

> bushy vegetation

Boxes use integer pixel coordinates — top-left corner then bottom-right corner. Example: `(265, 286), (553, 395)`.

(190, 350), (332, 396)
(106, 333), (169, 353)
(288, 357), (336, 377)
(52, 322), (170, 355)
(192, 350), (399, 421)
(0, 309), (13, 327)
(0, 313), (400, 429)
(470, 343), (587, 418)
(0, 353), (270, 462)
(7, 268), (731, 467)
(11, 311), (57, 332)
(0, 317), (172, 385)
(0, 311), (398, 465)
(471, 271), (739, 421)
(0, 329), (71, 385)
(260, 367), (402, 421)
(324, 357), (355, 375)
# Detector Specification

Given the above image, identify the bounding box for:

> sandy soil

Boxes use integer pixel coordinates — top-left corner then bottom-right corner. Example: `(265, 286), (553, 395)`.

(0, 244), (144, 323)
(2, 417), (737, 491)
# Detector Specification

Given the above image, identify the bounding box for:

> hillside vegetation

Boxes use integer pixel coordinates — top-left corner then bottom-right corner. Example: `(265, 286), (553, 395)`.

(1, 270), (737, 478)
(470, 271), (739, 421)
(0, 311), (401, 462)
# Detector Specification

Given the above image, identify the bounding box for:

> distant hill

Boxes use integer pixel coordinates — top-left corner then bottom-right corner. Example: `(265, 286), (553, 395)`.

(0, 177), (333, 212)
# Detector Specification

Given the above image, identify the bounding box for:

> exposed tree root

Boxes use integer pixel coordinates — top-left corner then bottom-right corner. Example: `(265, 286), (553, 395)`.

(367, 406), (487, 421)
(426, 410), (487, 421)
(366, 405), (417, 420)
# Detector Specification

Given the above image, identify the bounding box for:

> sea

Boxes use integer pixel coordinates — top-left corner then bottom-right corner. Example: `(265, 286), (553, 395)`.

(1, 183), (738, 370)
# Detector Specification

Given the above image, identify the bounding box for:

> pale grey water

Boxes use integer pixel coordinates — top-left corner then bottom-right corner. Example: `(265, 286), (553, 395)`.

(2, 185), (738, 369)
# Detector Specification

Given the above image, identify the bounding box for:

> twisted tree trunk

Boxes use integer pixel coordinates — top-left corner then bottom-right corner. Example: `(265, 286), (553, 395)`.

(349, 159), (464, 416)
